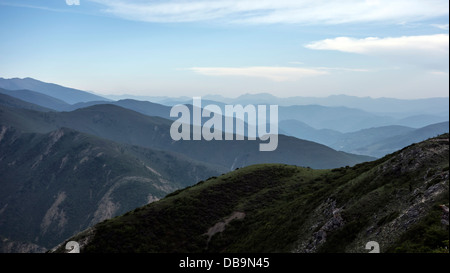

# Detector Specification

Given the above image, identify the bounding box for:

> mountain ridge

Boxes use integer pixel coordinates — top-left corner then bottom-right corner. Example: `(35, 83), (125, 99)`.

(0, 103), (374, 170)
(0, 77), (109, 104)
(51, 134), (449, 253)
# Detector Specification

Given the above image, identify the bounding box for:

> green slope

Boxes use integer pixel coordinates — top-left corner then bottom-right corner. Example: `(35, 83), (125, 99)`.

(55, 134), (449, 253)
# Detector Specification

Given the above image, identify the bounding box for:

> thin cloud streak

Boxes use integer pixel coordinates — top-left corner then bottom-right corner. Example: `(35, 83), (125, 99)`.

(189, 66), (328, 82)
(0, 2), (71, 12)
(88, 0), (449, 24)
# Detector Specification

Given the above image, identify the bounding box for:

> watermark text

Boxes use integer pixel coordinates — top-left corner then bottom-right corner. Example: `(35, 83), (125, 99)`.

(170, 97), (278, 151)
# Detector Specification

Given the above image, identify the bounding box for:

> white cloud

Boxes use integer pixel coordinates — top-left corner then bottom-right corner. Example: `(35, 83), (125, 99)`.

(88, 0), (448, 24)
(189, 66), (327, 81)
(305, 34), (449, 70)
(305, 34), (449, 54)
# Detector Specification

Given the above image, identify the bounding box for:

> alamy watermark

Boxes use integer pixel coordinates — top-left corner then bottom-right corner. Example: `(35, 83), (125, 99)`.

(65, 241), (80, 253)
(365, 241), (380, 253)
(64, 239), (379, 253)
(169, 97), (279, 151)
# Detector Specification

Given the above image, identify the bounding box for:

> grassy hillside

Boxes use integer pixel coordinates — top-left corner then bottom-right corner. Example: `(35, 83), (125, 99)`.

(54, 134), (449, 253)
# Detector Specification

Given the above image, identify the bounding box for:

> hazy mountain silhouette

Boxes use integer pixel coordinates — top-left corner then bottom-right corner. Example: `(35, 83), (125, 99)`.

(0, 101), (373, 170)
(0, 88), (69, 111)
(0, 77), (108, 104)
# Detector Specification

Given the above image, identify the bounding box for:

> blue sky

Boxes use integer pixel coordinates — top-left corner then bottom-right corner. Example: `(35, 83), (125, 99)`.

(0, 0), (448, 99)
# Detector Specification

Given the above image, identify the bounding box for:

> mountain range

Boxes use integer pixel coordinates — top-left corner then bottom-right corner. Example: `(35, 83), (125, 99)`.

(160, 92), (449, 116)
(0, 78), (449, 157)
(0, 77), (448, 253)
(280, 119), (449, 157)
(0, 78), (370, 252)
(0, 94), (374, 170)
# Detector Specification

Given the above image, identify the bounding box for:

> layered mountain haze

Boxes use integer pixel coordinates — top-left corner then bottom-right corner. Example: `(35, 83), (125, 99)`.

(0, 77), (448, 254)
(0, 101), (374, 170)
(52, 134), (449, 253)
(0, 92), (53, 112)
(159, 95), (448, 138)
(0, 77), (108, 104)
(199, 93), (448, 114)
(348, 122), (450, 158)
(0, 88), (68, 111)
(279, 119), (450, 158)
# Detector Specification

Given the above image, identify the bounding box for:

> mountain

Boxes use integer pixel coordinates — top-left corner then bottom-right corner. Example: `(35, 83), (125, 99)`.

(202, 93), (449, 117)
(0, 125), (224, 252)
(65, 99), (174, 120)
(51, 134), (449, 253)
(2, 79), (446, 133)
(0, 77), (108, 104)
(0, 88), (69, 111)
(278, 105), (395, 133)
(279, 120), (449, 158)
(278, 119), (344, 145)
(350, 122), (450, 158)
(0, 93), (53, 112)
(396, 114), (449, 128)
(0, 87), (175, 121)
(169, 100), (444, 133)
(0, 103), (374, 170)
(328, 125), (416, 152)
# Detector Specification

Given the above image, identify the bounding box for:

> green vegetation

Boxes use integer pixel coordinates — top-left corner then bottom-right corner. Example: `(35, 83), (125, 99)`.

(62, 134), (448, 253)
(388, 198), (449, 253)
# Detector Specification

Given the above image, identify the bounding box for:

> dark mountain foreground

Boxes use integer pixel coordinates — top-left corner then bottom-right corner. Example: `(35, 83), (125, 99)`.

(0, 126), (223, 252)
(52, 134), (449, 253)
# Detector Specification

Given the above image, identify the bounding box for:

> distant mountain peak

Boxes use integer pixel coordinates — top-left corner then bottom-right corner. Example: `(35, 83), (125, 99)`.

(236, 92), (278, 99)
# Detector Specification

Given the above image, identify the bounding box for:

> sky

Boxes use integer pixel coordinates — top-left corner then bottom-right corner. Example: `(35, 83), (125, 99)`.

(0, 0), (448, 99)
